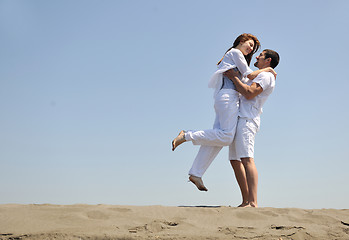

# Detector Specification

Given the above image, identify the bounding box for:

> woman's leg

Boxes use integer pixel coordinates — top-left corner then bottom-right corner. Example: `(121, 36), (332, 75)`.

(186, 115), (223, 191)
(189, 145), (223, 177)
(174, 90), (239, 190)
(187, 145), (222, 191)
(184, 90), (239, 147)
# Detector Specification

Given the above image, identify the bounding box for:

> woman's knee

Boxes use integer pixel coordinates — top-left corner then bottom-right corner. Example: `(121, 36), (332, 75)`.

(217, 131), (235, 145)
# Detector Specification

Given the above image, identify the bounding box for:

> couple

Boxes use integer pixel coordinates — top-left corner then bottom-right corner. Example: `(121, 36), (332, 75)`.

(172, 33), (280, 208)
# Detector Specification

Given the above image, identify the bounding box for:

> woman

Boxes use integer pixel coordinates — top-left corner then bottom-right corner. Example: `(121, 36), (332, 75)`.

(172, 33), (275, 191)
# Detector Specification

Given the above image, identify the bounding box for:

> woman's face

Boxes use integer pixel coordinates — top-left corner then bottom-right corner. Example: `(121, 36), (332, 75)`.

(238, 39), (254, 56)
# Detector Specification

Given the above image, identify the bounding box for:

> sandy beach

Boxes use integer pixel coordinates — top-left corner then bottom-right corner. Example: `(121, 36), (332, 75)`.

(0, 204), (349, 240)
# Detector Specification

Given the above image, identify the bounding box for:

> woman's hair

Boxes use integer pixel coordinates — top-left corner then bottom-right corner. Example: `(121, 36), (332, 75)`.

(217, 33), (260, 66)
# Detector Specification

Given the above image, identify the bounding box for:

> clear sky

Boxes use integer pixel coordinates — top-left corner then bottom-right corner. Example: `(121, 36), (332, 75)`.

(1, 0), (348, 209)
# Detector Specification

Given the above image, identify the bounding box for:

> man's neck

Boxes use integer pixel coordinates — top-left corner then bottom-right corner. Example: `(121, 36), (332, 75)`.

(258, 64), (270, 70)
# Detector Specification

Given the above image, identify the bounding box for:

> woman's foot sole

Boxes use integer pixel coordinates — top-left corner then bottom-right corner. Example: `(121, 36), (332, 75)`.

(189, 175), (208, 191)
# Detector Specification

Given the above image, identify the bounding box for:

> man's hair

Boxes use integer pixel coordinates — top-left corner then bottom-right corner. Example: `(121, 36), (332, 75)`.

(263, 49), (280, 68)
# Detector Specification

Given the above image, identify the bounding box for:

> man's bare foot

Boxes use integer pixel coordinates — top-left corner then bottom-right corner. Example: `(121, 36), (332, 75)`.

(238, 202), (250, 208)
(249, 202), (258, 208)
(189, 175), (208, 191)
(172, 130), (186, 151)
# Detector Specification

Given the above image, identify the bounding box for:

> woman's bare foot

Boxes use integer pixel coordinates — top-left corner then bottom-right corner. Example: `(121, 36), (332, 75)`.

(249, 202), (258, 208)
(172, 130), (186, 151)
(189, 175), (208, 191)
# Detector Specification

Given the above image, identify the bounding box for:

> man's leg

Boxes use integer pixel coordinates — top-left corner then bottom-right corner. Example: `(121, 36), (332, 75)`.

(229, 118), (250, 207)
(230, 160), (249, 207)
(241, 157), (258, 208)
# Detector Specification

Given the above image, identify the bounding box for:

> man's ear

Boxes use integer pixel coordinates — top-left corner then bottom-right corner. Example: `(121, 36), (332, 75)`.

(266, 58), (272, 63)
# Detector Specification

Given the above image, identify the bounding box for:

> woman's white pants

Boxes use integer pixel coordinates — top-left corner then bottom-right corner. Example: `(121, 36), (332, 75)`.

(186, 89), (239, 177)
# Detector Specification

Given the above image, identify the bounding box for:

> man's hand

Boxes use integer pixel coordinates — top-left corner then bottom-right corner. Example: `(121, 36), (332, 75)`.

(223, 68), (263, 100)
(223, 68), (239, 80)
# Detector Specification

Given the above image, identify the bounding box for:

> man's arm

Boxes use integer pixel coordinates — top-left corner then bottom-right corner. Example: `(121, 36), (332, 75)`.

(224, 69), (263, 100)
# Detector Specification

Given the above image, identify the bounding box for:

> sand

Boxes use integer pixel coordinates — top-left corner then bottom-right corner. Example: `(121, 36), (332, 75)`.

(1, 204), (349, 240)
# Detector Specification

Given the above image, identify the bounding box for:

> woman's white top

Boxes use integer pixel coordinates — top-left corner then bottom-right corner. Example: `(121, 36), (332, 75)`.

(208, 48), (253, 96)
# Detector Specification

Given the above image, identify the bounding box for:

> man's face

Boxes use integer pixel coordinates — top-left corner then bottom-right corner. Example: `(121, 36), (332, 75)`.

(254, 51), (269, 69)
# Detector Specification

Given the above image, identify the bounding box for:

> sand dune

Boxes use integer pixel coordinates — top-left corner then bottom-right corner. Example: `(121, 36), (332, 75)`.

(1, 204), (349, 239)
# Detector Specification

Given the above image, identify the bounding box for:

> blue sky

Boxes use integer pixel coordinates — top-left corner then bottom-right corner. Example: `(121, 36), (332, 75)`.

(1, 0), (348, 209)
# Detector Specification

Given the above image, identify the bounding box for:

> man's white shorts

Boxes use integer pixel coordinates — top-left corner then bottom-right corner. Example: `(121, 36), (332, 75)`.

(229, 117), (259, 161)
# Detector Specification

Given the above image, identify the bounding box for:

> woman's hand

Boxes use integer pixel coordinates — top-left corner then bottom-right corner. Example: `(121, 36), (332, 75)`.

(266, 67), (277, 78)
(247, 67), (277, 80)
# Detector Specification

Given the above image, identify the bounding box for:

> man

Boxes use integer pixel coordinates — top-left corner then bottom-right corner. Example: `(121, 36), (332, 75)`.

(224, 49), (280, 208)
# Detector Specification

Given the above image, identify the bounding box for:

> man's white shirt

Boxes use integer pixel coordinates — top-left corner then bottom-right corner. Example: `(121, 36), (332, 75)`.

(238, 71), (275, 127)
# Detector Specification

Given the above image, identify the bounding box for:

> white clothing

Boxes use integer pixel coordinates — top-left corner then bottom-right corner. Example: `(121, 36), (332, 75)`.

(189, 144), (222, 178)
(187, 89), (239, 177)
(185, 89), (239, 147)
(229, 71), (276, 161)
(221, 75), (237, 90)
(187, 48), (253, 178)
(239, 72), (275, 127)
(229, 117), (259, 160)
(208, 48), (252, 97)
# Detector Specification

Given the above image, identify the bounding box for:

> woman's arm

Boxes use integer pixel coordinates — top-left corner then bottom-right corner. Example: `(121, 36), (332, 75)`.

(227, 50), (277, 80)
(247, 67), (277, 80)
(228, 50), (253, 77)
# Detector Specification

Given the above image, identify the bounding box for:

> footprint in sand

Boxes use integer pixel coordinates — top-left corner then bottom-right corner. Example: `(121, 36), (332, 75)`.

(218, 226), (262, 238)
(86, 210), (109, 220)
(108, 207), (132, 213)
(129, 220), (179, 234)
